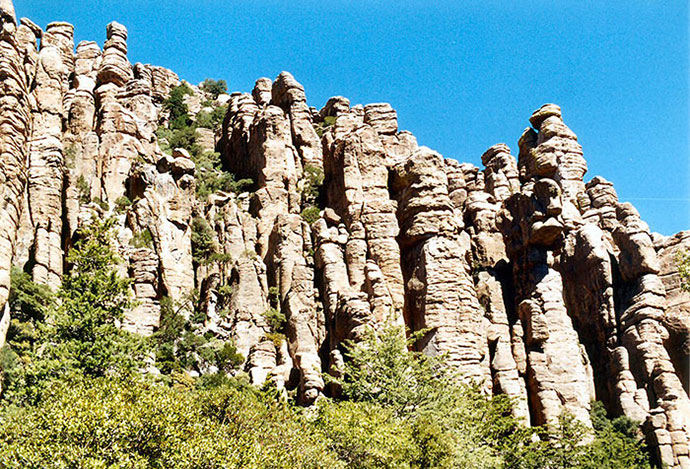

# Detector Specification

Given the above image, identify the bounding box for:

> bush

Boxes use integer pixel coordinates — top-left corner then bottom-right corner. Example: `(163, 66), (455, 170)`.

(195, 105), (227, 131)
(151, 294), (244, 377)
(130, 228), (154, 249)
(76, 175), (90, 204)
(302, 164), (324, 206)
(315, 115), (337, 137)
(301, 206), (321, 224)
(327, 324), (654, 469)
(263, 307), (286, 332)
(0, 377), (341, 468)
(164, 84), (193, 130)
(191, 217), (217, 263)
(300, 164), (324, 224)
(195, 151), (254, 200)
(314, 400), (421, 469)
(199, 78), (228, 99)
(1, 268), (55, 391)
(167, 126), (201, 156)
(2, 218), (146, 404)
(114, 196), (132, 213)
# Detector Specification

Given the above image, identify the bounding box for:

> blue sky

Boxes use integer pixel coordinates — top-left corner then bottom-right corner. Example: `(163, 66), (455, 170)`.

(17, 1), (689, 235)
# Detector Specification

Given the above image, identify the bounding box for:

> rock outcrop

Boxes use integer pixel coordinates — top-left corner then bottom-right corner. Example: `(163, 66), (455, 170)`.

(0, 2), (687, 464)
(0, 2), (32, 347)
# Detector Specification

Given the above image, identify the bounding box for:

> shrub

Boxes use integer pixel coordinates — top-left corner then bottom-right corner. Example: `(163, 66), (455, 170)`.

(195, 110), (214, 129)
(0, 377), (341, 468)
(3, 218), (146, 404)
(199, 78), (228, 99)
(196, 105), (229, 131)
(76, 175), (90, 204)
(265, 332), (286, 348)
(301, 206), (321, 224)
(114, 196), (132, 213)
(327, 323), (654, 469)
(164, 84), (193, 130)
(263, 307), (286, 332)
(1, 268), (55, 390)
(314, 115), (337, 137)
(193, 151), (254, 200)
(191, 217), (217, 263)
(313, 400), (421, 469)
(204, 252), (232, 265)
(130, 228), (154, 249)
(302, 164), (324, 206)
(64, 144), (77, 169)
(167, 126), (201, 156)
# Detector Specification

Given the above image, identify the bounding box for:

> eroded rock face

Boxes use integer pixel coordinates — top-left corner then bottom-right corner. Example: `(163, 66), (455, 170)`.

(655, 231), (690, 394)
(391, 148), (489, 387)
(0, 4), (687, 463)
(0, 1), (31, 347)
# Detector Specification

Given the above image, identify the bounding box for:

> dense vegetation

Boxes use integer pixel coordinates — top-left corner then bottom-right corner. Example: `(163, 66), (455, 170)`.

(0, 219), (653, 467)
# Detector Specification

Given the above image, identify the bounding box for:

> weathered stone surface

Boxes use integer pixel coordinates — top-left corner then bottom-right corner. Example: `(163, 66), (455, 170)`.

(499, 179), (594, 427)
(252, 77), (272, 107)
(319, 96), (350, 119)
(364, 103), (398, 135)
(0, 0), (31, 347)
(97, 21), (132, 87)
(271, 214), (325, 403)
(655, 231), (690, 394)
(271, 72), (322, 168)
(43, 22), (74, 75)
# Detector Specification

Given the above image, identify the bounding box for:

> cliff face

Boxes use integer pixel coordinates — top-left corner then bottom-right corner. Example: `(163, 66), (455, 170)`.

(0, 3), (688, 467)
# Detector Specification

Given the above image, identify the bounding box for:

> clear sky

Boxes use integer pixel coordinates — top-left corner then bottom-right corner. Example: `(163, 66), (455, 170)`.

(17, 1), (690, 235)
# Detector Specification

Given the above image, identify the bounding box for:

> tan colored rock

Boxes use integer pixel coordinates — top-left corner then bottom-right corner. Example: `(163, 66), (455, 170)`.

(364, 103), (398, 135)
(319, 96), (350, 119)
(97, 21), (132, 87)
(324, 120), (406, 330)
(43, 22), (74, 75)
(271, 72), (322, 168)
(520, 104), (587, 201)
(252, 77), (272, 107)
(195, 127), (215, 153)
(75, 41), (101, 78)
(271, 214), (325, 403)
(499, 180), (594, 427)
(655, 231), (690, 393)
(124, 247), (161, 336)
(0, 0), (31, 346)
(481, 144), (520, 203)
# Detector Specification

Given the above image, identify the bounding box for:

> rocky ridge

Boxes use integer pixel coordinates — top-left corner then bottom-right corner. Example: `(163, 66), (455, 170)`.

(0, 3), (688, 467)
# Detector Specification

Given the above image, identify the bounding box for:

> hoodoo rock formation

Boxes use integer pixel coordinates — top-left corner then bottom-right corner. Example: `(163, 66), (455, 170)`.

(0, 2), (688, 466)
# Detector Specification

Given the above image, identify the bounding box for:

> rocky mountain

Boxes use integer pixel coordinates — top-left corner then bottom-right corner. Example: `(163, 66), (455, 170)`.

(0, 2), (688, 467)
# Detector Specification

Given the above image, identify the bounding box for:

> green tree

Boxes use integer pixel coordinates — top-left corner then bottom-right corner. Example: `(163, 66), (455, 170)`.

(165, 84), (193, 130)
(4, 218), (145, 402)
(191, 217), (217, 263)
(6, 267), (53, 352)
(326, 324), (653, 469)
